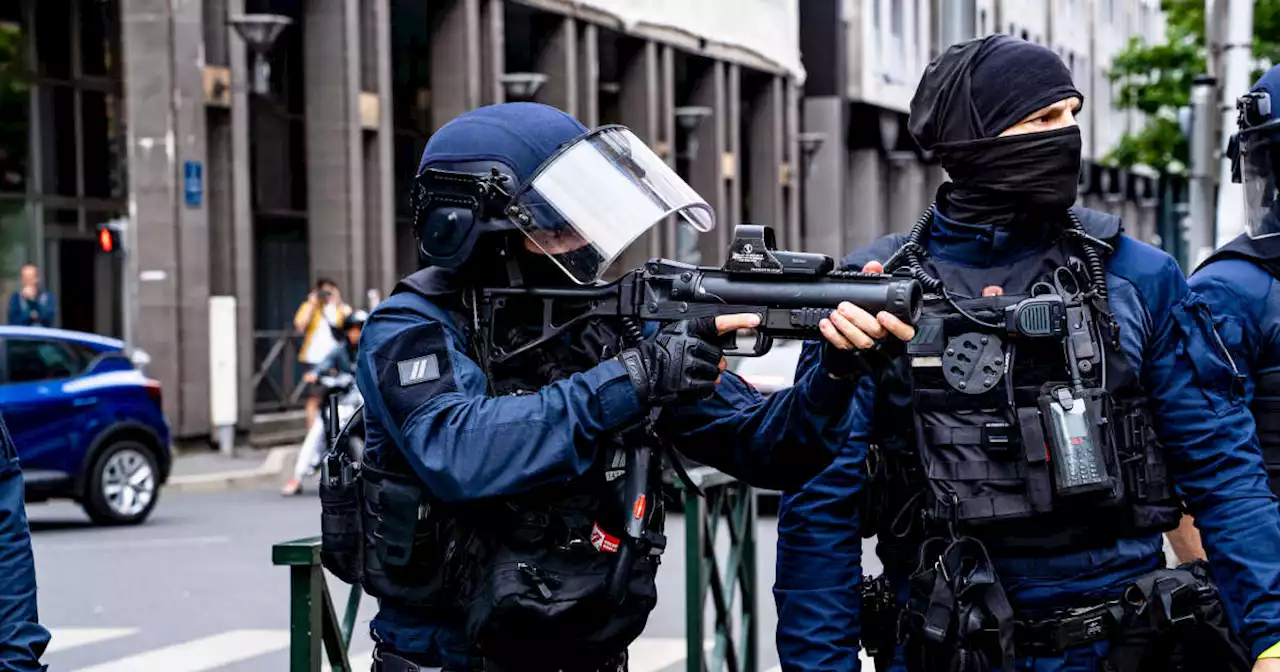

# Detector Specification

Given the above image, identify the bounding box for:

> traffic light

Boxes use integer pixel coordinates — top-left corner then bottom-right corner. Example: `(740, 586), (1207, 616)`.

(97, 220), (125, 256)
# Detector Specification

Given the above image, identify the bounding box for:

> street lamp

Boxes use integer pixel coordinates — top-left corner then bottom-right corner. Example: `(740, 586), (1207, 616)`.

(501, 73), (549, 101)
(228, 14), (293, 96)
(798, 132), (826, 168)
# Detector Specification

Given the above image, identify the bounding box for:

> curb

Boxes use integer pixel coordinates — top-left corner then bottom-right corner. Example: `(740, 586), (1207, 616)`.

(165, 446), (298, 494)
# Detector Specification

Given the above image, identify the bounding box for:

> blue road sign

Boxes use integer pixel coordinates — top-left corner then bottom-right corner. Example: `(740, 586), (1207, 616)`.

(184, 161), (203, 208)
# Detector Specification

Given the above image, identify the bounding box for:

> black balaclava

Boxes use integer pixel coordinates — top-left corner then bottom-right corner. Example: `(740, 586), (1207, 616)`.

(909, 35), (1084, 228)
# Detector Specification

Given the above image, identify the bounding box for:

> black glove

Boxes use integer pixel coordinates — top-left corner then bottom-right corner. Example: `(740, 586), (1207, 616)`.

(619, 317), (723, 406)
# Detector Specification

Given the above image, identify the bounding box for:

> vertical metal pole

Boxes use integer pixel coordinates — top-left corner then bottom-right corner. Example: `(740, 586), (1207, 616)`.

(1214, 0), (1255, 247)
(290, 564), (323, 672)
(1188, 76), (1218, 268)
(742, 486), (757, 672)
(685, 490), (704, 672)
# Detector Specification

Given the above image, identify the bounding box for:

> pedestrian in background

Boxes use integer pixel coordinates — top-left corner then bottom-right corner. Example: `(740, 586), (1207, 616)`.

(293, 278), (351, 429)
(7, 264), (55, 328)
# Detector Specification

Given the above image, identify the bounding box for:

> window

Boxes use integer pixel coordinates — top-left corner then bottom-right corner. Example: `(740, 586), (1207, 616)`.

(5, 338), (91, 383)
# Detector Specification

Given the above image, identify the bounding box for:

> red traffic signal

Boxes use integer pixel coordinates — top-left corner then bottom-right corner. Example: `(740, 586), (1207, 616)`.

(97, 221), (124, 255)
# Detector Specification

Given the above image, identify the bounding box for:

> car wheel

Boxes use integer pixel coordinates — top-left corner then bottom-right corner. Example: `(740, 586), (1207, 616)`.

(83, 441), (160, 526)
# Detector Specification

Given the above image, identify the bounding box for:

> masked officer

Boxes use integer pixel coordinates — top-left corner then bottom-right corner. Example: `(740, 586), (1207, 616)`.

(352, 102), (913, 672)
(1167, 64), (1280, 565)
(0, 413), (50, 670)
(774, 36), (1280, 672)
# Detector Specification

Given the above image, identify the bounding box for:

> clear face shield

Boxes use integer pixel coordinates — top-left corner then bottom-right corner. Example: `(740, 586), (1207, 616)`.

(1240, 132), (1279, 239)
(505, 125), (715, 284)
(1233, 90), (1280, 239)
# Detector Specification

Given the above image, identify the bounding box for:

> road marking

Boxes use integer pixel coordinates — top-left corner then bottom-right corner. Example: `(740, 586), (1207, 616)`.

(34, 536), (231, 553)
(45, 628), (139, 654)
(72, 629), (289, 672)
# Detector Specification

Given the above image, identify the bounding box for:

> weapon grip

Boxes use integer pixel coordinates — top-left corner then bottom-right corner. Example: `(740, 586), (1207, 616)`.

(720, 330), (773, 358)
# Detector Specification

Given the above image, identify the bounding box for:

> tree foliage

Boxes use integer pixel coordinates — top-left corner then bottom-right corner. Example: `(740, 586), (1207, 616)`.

(1106, 0), (1279, 174)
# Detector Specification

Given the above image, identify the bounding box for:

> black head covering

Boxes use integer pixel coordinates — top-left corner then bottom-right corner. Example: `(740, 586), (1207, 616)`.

(908, 35), (1085, 232)
(909, 35), (1083, 150)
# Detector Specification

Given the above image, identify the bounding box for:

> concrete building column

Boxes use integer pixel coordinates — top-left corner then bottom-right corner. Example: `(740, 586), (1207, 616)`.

(846, 149), (887, 252)
(226, 0), (255, 432)
(724, 64), (742, 236)
(482, 0), (505, 106)
(785, 81), (802, 251)
(369, 0), (396, 295)
(577, 23), (599, 128)
(686, 60), (729, 266)
(432, 0), (482, 131)
(122, 0), (211, 439)
(658, 45), (676, 257)
(803, 97), (846, 256)
(533, 16), (579, 117)
(886, 158), (926, 235)
(747, 76), (785, 245)
(305, 0), (367, 303)
(614, 40), (661, 272)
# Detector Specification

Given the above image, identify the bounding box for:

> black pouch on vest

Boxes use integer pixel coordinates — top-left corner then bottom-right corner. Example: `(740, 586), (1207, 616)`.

(464, 539), (662, 667)
(360, 464), (457, 606)
(1037, 385), (1115, 498)
(319, 448), (364, 585)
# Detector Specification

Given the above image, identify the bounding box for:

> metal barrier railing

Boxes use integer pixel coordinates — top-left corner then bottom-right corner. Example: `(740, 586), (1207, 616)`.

(273, 468), (758, 671)
(253, 329), (307, 413)
(272, 538), (362, 672)
(678, 467), (758, 672)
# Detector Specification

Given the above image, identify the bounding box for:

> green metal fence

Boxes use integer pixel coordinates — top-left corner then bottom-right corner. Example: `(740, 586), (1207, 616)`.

(272, 467), (758, 672)
(272, 538), (363, 672)
(678, 466), (758, 672)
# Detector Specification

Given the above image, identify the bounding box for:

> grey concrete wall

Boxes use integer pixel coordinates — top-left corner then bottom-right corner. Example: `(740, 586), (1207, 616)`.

(373, 0), (396, 293)
(724, 64), (742, 236)
(846, 148), (887, 252)
(482, 0), (505, 106)
(227, 0), (254, 432)
(613, 40), (660, 273)
(577, 22), (599, 128)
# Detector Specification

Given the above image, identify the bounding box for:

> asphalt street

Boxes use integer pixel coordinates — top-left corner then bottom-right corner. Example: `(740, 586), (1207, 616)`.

(26, 485), (880, 671)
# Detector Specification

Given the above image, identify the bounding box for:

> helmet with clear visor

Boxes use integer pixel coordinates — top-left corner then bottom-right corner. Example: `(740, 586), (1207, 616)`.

(1230, 80), (1280, 239)
(503, 125), (715, 284)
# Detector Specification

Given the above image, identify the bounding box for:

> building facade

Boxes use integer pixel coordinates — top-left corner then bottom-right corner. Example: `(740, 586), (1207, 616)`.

(0, 0), (1179, 441)
(0, 0), (808, 440)
(800, 0), (1170, 260)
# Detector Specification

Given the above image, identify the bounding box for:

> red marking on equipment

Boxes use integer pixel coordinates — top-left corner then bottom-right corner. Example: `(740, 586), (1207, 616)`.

(1070, 437), (1083, 445)
(633, 494), (647, 520)
(590, 522), (619, 553)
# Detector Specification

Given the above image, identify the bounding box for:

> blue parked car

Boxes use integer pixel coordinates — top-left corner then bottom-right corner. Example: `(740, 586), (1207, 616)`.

(0, 326), (171, 525)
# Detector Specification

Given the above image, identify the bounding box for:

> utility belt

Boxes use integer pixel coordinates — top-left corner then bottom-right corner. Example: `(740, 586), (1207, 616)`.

(863, 550), (1251, 672)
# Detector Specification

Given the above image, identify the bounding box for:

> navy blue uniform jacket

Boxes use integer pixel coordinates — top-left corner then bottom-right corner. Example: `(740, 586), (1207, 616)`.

(356, 285), (860, 666)
(0, 414), (49, 670)
(775, 211), (1280, 670)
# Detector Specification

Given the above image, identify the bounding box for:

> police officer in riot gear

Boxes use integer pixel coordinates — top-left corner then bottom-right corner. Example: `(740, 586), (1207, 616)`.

(349, 102), (913, 672)
(1170, 65), (1280, 566)
(775, 36), (1280, 672)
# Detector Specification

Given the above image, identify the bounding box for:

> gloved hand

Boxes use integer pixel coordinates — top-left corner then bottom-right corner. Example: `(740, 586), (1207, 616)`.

(619, 316), (723, 406)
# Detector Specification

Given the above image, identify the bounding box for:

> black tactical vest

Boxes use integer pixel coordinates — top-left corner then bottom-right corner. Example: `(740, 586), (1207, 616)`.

(1198, 234), (1280, 494)
(877, 212), (1181, 554)
(363, 269), (665, 666)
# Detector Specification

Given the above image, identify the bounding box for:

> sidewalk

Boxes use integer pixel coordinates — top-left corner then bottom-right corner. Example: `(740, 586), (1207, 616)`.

(166, 444), (299, 494)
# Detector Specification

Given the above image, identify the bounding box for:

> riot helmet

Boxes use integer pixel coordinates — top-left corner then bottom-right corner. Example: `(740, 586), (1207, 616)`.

(411, 102), (713, 285)
(1228, 64), (1280, 239)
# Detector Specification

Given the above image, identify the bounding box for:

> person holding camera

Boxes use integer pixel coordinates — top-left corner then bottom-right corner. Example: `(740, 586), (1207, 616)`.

(293, 278), (352, 429)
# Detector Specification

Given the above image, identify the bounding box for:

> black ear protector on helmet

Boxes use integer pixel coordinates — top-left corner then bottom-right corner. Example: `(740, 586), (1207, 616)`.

(1229, 91), (1279, 183)
(409, 160), (519, 269)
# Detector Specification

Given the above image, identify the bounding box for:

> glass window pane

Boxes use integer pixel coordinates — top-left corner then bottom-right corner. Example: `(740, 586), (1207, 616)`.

(80, 0), (118, 78)
(0, 201), (34, 309)
(6, 339), (82, 383)
(82, 90), (118, 199)
(38, 85), (77, 197)
(36, 2), (70, 79)
(0, 20), (28, 194)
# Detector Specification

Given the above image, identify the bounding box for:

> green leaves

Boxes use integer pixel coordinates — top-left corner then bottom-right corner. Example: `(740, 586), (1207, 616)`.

(1105, 0), (1278, 174)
